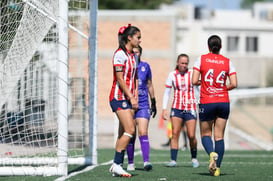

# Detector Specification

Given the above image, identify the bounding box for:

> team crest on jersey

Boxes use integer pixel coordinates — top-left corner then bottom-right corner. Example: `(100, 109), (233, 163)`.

(141, 66), (145, 72)
(122, 101), (127, 108)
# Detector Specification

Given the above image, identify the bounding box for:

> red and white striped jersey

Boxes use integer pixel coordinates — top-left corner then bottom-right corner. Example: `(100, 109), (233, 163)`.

(193, 52), (236, 104)
(109, 48), (137, 101)
(165, 69), (197, 111)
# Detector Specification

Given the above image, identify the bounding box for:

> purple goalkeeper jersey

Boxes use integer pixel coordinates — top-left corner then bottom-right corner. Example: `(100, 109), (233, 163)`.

(137, 61), (152, 109)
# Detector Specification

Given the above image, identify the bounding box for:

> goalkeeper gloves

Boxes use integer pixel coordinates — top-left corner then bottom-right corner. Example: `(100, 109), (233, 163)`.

(150, 98), (157, 118)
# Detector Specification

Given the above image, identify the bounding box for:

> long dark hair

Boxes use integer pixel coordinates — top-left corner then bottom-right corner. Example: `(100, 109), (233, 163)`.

(208, 35), (221, 54)
(135, 45), (142, 62)
(175, 53), (189, 70)
(118, 24), (140, 53)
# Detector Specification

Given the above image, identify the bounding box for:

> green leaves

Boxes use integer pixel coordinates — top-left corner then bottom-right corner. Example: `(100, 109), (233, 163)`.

(98, 0), (175, 10)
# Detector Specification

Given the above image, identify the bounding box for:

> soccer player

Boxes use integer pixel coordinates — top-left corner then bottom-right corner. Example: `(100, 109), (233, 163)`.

(192, 35), (237, 176)
(126, 45), (156, 172)
(162, 53), (200, 168)
(109, 24), (141, 177)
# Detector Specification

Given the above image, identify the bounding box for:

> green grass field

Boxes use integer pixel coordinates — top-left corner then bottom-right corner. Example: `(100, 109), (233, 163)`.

(0, 149), (272, 181)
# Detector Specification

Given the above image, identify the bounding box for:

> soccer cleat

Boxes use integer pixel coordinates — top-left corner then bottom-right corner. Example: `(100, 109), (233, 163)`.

(144, 162), (153, 171)
(191, 158), (200, 168)
(166, 160), (177, 167)
(214, 168), (220, 176)
(209, 152), (218, 176)
(109, 163), (132, 177)
(127, 163), (135, 171)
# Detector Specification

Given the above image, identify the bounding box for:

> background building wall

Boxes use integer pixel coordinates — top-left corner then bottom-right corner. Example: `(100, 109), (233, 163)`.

(97, 6), (273, 120)
(97, 10), (177, 120)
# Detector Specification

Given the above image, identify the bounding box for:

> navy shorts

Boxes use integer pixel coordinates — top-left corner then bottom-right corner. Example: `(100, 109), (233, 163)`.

(134, 108), (150, 120)
(170, 108), (197, 122)
(110, 98), (132, 112)
(199, 103), (230, 121)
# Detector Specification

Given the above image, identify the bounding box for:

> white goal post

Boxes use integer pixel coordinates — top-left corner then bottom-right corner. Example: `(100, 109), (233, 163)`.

(0, 0), (97, 176)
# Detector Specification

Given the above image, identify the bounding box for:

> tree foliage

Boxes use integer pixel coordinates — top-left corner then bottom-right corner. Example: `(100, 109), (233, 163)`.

(99, 0), (175, 9)
(240, 0), (271, 9)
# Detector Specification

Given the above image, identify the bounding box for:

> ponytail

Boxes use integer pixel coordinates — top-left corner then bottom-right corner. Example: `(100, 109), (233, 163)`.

(117, 24), (140, 53)
(208, 35), (221, 54)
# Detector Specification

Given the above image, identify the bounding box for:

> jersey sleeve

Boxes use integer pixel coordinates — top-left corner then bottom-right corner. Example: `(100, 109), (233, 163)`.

(162, 87), (171, 109)
(146, 63), (152, 80)
(165, 72), (173, 88)
(229, 60), (236, 76)
(193, 56), (201, 72)
(113, 51), (125, 66)
(193, 85), (200, 103)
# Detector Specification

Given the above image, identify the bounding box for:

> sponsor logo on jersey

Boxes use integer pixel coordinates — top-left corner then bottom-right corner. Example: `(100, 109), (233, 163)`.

(207, 87), (223, 94)
(182, 95), (200, 105)
(138, 89), (147, 96)
(139, 79), (142, 86)
(205, 58), (224, 64)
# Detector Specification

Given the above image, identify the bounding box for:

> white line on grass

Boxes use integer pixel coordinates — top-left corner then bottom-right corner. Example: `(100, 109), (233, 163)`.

(229, 126), (273, 151)
(132, 161), (273, 165)
(150, 153), (273, 158)
(55, 150), (142, 181)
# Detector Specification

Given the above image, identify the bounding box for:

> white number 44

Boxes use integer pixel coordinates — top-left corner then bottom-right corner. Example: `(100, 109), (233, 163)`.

(204, 69), (225, 87)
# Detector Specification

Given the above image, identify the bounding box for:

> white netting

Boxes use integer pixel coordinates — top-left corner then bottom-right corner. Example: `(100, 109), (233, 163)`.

(0, 0), (90, 175)
(0, 0), (57, 106)
(229, 88), (273, 150)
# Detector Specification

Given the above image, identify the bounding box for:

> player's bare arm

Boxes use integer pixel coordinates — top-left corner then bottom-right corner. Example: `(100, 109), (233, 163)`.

(115, 70), (138, 110)
(192, 69), (200, 85)
(226, 74), (237, 91)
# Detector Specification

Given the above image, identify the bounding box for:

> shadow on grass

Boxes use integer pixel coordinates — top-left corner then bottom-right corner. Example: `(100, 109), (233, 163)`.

(135, 168), (154, 172)
(163, 165), (192, 168)
(195, 172), (233, 177)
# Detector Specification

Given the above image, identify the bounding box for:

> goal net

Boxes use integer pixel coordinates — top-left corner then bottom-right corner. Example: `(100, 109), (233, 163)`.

(229, 88), (273, 151)
(0, 0), (94, 176)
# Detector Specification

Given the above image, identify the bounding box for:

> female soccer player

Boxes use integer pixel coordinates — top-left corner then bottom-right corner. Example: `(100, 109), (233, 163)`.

(162, 54), (200, 168)
(109, 24), (141, 177)
(192, 35), (237, 176)
(126, 45), (156, 172)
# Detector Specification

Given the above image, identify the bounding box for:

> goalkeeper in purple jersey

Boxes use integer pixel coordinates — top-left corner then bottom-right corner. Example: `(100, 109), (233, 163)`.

(126, 45), (157, 172)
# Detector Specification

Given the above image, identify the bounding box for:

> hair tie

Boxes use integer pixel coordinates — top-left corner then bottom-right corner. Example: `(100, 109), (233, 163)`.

(118, 24), (131, 35)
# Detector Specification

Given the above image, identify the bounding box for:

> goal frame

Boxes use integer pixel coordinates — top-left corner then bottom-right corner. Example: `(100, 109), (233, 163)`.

(0, 0), (98, 176)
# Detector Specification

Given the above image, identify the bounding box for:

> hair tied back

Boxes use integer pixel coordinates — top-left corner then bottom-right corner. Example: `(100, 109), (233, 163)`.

(118, 24), (131, 35)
